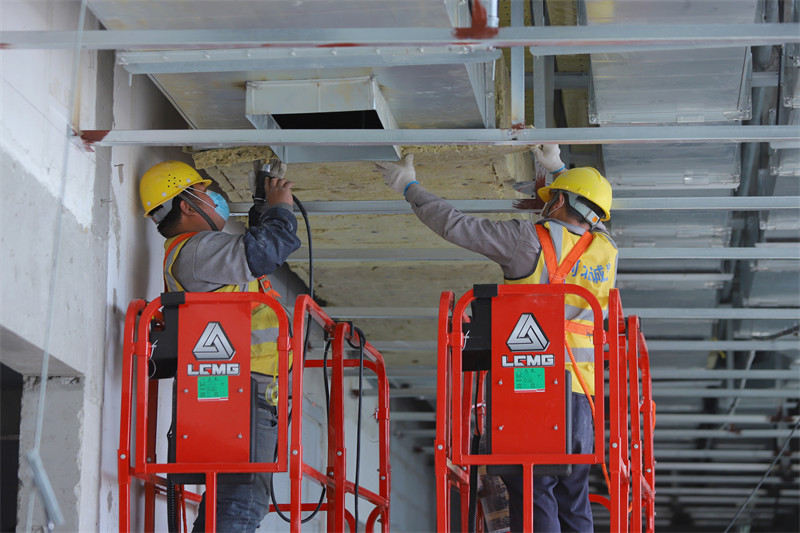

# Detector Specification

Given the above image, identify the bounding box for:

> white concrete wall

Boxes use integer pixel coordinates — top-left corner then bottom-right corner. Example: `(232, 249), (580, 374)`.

(2, 1), (108, 531)
(2, 1), (435, 532)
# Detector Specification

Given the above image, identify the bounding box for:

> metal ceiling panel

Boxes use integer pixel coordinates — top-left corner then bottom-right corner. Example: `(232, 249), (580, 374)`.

(617, 288), (719, 308)
(782, 42), (800, 108)
(745, 270), (800, 307)
(770, 109), (800, 176)
(602, 143), (740, 190)
(631, 319), (714, 340)
(610, 211), (732, 248)
(584, 0), (757, 125)
(582, 0), (759, 24)
(588, 49), (752, 125)
(88, 0), (494, 158)
(87, 0), (462, 31)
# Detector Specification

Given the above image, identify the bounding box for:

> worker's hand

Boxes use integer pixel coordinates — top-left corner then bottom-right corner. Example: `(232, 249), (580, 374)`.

(376, 154), (417, 195)
(249, 160), (288, 199)
(531, 144), (566, 173)
(267, 160), (287, 180)
(266, 177), (295, 207)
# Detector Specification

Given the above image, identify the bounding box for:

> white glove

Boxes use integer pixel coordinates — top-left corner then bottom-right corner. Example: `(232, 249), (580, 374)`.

(249, 160), (287, 198)
(531, 144), (565, 173)
(375, 154), (418, 195)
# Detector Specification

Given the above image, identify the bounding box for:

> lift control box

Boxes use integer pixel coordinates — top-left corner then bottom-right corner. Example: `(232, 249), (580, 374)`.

(162, 293), (254, 483)
(475, 285), (570, 459)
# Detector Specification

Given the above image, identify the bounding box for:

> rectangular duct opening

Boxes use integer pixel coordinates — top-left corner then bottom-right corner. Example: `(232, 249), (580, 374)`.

(246, 76), (400, 163)
(272, 110), (384, 130)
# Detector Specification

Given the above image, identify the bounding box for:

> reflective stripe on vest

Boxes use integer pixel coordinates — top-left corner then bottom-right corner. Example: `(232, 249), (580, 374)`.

(504, 221), (618, 394)
(163, 233), (288, 376)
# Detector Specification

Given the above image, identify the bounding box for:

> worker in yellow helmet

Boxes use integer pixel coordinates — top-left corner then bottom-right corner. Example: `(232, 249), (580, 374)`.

(377, 145), (617, 533)
(140, 159), (301, 532)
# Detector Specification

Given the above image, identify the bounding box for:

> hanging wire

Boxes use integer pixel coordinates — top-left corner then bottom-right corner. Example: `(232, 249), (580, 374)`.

(722, 416), (800, 533)
(25, 1), (89, 531)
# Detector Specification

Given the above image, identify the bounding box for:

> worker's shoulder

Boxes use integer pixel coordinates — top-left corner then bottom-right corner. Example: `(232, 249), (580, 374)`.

(178, 230), (242, 255)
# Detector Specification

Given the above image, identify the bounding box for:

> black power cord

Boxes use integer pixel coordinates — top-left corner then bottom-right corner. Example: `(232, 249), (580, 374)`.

(292, 194), (313, 302)
(345, 324), (368, 532)
(268, 323), (327, 525)
(260, 181), (325, 524)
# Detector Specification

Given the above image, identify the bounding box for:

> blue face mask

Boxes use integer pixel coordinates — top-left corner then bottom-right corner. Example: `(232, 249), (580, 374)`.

(206, 190), (230, 221)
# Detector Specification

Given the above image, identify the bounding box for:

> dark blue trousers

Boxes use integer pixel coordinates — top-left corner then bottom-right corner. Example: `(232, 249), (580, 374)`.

(501, 393), (594, 533)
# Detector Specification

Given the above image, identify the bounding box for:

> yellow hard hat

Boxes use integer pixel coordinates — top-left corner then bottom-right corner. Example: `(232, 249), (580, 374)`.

(538, 167), (612, 221)
(139, 160), (211, 218)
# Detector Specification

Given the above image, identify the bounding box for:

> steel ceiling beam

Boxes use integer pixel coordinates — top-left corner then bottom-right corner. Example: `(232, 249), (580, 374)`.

(528, 71), (781, 90)
(654, 414), (797, 425)
(657, 475), (791, 485)
(375, 367), (798, 380)
(3, 23), (798, 51)
(288, 246), (800, 261)
(394, 428), (800, 440)
(653, 462), (799, 472)
(625, 450), (793, 460)
(389, 411), (797, 426)
(366, 385), (799, 398)
(230, 196), (800, 216)
(369, 339), (799, 351)
(650, 369), (800, 379)
(390, 412), (436, 422)
(116, 46), (502, 74)
(77, 125), (800, 148)
(323, 306), (800, 320)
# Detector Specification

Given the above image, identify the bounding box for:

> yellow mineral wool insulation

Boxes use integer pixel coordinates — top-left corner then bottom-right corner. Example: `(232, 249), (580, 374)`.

(192, 145), (530, 203)
(378, 351), (440, 368)
(190, 146), (275, 169)
(349, 318), (439, 343)
(202, 162), (253, 202)
(546, 0), (579, 26)
(289, 261), (501, 308)
(562, 88), (591, 129)
(494, 56), (512, 128)
(293, 213), (516, 250)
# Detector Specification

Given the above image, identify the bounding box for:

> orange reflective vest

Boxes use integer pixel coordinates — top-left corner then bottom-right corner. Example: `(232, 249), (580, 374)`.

(163, 232), (288, 377)
(504, 221), (617, 395)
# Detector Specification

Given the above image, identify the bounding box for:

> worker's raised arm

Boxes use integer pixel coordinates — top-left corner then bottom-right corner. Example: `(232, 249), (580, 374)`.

(245, 162), (301, 277)
(376, 154), (536, 274)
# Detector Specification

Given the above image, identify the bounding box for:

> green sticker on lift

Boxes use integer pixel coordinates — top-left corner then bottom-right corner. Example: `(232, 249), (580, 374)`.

(514, 367), (545, 391)
(198, 376), (228, 400)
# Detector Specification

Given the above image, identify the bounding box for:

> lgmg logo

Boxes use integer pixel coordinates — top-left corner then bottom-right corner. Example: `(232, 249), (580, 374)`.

(187, 322), (240, 376)
(506, 313), (550, 352)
